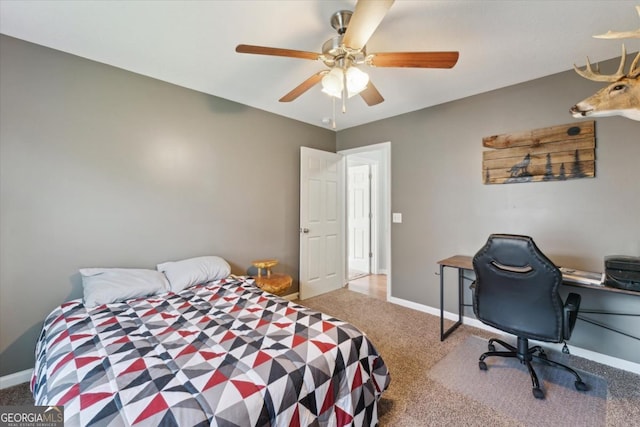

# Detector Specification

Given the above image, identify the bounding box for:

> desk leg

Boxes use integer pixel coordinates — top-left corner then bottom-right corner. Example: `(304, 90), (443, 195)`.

(458, 267), (464, 325)
(440, 264), (445, 340)
(440, 265), (464, 341)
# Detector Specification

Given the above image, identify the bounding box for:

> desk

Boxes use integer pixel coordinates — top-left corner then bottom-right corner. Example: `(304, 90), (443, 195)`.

(438, 255), (640, 341)
(438, 256), (473, 340)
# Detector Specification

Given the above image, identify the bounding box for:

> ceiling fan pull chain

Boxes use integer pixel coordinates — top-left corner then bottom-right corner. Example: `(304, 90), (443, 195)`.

(332, 97), (337, 130)
(342, 64), (348, 114)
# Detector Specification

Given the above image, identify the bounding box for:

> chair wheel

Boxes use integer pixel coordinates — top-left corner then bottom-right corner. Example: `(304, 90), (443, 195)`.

(575, 381), (588, 392)
(479, 361), (488, 370)
(532, 387), (545, 399)
(488, 344), (495, 352)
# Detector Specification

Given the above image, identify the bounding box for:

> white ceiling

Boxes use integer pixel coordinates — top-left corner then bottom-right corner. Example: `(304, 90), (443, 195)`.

(1, 0), (639, 131)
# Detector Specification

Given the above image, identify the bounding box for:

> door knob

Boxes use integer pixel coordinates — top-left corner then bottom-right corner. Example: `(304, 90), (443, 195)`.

(301, 228), (310, 233)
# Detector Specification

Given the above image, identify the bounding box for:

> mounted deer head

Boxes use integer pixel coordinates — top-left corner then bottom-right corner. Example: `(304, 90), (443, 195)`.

(571, 45), (640, 120)
(570, 6), (640, 121)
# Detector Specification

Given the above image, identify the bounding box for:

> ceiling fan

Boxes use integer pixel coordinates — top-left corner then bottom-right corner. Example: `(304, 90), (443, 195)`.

(235, 0), (459, 114)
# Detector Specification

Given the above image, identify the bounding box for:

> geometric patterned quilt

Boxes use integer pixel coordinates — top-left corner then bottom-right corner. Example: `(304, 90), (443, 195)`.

(32, 277), (390, 426)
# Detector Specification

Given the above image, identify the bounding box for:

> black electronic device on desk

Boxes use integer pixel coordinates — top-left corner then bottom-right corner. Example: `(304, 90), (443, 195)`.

(604, 256), (640, 292)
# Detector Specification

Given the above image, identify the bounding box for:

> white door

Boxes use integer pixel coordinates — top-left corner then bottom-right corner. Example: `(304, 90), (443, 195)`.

(348, 164), (371, 274)
(299, 147), (344, 300)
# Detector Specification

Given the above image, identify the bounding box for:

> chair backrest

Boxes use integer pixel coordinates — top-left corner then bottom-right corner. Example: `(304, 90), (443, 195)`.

(472, 234), (563, 342)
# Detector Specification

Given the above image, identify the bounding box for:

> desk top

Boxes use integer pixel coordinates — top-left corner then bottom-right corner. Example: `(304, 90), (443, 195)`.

(438, 255), (473, 270)
(437, 254), (639, 297)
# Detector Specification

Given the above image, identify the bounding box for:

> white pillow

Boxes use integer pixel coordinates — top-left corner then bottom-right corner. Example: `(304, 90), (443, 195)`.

(157, 256), (231, 292)
(80, 268), (170, 308)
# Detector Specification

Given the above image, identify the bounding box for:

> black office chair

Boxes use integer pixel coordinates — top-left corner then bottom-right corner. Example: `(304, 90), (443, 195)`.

(472, 234), (588, 399)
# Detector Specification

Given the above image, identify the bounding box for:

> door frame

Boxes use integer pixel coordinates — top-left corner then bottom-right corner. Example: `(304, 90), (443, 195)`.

(338, 142), (391, 299)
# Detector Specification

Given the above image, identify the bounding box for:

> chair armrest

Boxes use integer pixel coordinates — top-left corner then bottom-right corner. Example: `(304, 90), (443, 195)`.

(563, 292), (581, 339)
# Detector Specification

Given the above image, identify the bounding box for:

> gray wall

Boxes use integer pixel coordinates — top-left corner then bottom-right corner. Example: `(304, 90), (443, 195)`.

(337, 57), (640, 364)
(0, 35), (335, 376)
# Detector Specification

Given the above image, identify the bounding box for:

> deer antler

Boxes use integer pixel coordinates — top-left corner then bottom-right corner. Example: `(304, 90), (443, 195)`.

(593, 6), (640, 39)
(573, 44), (628, 82)
(630, 50), (640, 78)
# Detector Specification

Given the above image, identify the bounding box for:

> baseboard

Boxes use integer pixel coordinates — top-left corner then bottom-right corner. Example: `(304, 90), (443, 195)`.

(0, 369), (32, 390)
(387, 296), (640, 375)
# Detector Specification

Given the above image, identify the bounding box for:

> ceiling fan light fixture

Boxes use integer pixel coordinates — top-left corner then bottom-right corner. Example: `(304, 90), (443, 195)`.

(345, 66), (369, 96)
(321, 67), (344, 98)
(321, 66), (369, 99)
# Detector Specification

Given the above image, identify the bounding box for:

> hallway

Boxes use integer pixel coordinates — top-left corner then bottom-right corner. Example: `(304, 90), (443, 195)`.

(347, 274), (387, 301)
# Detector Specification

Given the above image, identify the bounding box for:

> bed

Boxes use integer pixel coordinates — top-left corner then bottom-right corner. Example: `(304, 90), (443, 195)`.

(31, 272), (390, 426)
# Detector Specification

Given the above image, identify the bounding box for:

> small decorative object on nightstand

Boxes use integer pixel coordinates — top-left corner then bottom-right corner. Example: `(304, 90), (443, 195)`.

(251, 259), (292, 296)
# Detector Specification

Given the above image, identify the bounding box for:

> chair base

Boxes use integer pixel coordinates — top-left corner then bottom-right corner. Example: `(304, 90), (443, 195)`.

(478, 336), (589, 399)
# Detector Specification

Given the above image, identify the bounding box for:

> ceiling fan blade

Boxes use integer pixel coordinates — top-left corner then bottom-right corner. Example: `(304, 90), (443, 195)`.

(359, 81), (384, 106)
(236, 44), (320, 61)
(343, 0), (395, 50)
(279, 72), (326, 102)
(369, 51), (459, 68)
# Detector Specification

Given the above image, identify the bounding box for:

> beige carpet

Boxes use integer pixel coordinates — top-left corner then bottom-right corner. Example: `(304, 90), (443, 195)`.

(297, 288), (640, 427)
(428, 335), (607, 426)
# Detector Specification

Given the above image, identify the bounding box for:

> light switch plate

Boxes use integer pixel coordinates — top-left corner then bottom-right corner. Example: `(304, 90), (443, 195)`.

(392, 213), (402, 223)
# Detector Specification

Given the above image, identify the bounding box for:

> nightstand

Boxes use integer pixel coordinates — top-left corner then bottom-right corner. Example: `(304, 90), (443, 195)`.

(251, 259), (292, 296)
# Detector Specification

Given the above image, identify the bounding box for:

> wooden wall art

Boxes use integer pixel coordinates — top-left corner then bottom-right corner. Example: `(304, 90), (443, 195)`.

(482, 121), (595, 185)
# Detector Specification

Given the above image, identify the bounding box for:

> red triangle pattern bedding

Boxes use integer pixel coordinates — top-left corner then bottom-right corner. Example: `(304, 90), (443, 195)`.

(31, 277), (390, 426)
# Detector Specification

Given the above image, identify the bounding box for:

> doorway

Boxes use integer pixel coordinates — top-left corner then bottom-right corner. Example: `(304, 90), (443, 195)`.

(347, 162), (372, 280)
(339, 142), (391, 301)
